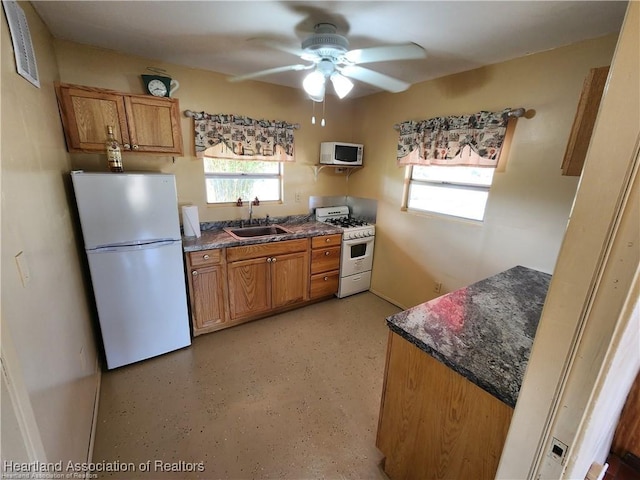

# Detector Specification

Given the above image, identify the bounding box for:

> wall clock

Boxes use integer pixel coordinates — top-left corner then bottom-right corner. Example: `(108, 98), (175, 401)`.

(141, 74), (172, 97)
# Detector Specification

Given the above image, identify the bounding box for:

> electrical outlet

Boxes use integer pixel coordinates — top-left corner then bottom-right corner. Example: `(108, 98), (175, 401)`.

(295, 191), (301, 203)
(434, 281), (442, 294)
(550, 437), (568, 464)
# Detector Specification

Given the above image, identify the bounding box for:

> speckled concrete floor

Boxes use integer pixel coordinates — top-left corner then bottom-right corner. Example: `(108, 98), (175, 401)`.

(92, 292), (400, 479)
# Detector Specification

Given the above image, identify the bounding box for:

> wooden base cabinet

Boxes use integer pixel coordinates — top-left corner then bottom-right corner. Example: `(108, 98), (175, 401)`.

(309, 234), (341, 299)
(227, 239), (309, 322)
(377, 332), (513, 480)
(185, 248), (228, 336)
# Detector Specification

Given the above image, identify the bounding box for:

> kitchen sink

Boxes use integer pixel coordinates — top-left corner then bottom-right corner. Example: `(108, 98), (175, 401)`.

(223, 224), (293, 239)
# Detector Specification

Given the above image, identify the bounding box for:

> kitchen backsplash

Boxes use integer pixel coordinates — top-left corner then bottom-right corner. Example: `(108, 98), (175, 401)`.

(309, 195), (377, 223)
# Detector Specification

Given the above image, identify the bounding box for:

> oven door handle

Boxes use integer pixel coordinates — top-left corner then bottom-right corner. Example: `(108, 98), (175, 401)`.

(342, 236), (375, 246)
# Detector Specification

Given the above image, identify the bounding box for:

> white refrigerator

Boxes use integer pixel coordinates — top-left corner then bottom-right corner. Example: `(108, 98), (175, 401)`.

(71, 171), (191, 369)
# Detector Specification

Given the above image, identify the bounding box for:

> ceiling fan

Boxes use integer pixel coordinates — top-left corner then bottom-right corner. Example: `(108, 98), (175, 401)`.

(229, 23), (427, 101)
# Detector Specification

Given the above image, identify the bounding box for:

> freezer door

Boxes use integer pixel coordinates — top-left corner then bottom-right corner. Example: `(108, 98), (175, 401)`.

(72, 172), (181, 248)
(86, 240), (191, 369)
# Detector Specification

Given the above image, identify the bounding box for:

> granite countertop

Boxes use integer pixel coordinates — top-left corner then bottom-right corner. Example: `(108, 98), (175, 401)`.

(386, 265), (551, 408)
(182, 218), (342, 252)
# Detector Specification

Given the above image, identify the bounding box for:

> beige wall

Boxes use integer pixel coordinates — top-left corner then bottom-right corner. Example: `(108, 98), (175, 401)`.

(348, 34), (618, 308)
(52, 40), (357, 223)
(1, 2), (99, 463)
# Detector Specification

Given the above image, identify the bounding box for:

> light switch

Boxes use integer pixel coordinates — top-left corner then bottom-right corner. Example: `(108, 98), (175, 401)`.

(15, 251), (31, 287)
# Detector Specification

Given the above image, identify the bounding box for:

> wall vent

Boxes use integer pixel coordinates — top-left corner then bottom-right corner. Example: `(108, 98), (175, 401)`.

(2, 0), (40, 88)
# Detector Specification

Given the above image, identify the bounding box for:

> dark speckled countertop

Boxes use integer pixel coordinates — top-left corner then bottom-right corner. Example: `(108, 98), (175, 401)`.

(386, 265), (551, 408)
(182, 220), (342, 252)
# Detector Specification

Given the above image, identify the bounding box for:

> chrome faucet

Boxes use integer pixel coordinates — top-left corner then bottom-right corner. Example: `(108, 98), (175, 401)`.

(248, 197), (259, 225)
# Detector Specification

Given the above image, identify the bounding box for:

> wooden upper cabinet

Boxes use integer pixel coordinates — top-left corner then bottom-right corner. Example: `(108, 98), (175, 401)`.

(124, 95), (183, 153)
(55, 83), (183, 155)
(561, 66), (609, 176)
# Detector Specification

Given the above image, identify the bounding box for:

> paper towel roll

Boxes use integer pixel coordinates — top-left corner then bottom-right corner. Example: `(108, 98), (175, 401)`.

(182, 205), (201, 238)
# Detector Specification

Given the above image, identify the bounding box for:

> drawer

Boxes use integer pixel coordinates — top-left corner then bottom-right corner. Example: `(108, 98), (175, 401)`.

(311, 234), (342, 249)
(227, 238), (309, 262)
(310, 271), (339, 299)
(310, 246), (341, 274)
(188, 248), (222, 267)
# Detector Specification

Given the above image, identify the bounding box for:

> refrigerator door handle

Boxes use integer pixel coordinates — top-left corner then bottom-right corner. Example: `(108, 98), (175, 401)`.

(91, 240), (178, 253)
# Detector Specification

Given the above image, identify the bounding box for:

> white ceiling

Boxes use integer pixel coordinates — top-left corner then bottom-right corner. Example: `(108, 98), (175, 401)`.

(32, 1), (627, 98)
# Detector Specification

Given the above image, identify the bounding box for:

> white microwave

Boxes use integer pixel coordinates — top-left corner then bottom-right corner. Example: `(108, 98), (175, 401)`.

(319, 142), (363, 166)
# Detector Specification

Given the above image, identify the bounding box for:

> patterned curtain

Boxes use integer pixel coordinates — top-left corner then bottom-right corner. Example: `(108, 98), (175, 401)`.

(397, 108), (511, 167)
(193, 112), (296, 162)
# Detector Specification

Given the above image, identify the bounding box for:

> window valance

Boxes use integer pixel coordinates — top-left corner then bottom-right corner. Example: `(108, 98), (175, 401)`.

(193, 112), (297, 162)
(397, 108), (511, 167)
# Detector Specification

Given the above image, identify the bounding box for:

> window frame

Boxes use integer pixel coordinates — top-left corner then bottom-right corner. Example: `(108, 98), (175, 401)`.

(203, 156), (284, 205)
(402, 164), (494, 222)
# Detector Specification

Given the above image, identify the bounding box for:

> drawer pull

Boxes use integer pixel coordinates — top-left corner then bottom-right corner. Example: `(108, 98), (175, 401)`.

(203, 254), (210, 260)
(324, 251), (330, 256)
(192, 270), (198, 276)
(324, 276), (328, 281)
(325, 238), (331, 242)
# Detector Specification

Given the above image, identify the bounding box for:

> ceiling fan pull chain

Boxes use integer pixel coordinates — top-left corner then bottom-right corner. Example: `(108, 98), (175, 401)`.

(311, 101), (316, 125)
(321, 99), (326, 127)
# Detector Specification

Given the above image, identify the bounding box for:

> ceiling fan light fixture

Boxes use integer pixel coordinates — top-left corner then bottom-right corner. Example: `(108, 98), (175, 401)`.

(330, 73), (353, 99)
(303, 69), (326, 101)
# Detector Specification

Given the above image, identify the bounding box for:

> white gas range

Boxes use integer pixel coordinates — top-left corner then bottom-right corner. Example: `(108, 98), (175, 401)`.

(315, 206), (375, 298)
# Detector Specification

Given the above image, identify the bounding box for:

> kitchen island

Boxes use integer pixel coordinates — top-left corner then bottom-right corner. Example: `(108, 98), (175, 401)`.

(376, 265), (551, 480)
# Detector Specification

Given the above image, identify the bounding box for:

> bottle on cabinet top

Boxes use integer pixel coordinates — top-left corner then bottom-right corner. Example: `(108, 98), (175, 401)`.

(105, 125), (123, 173)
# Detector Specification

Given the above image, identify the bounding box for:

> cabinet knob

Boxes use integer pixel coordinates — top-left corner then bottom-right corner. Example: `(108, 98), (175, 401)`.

(132, 144), (139, 150)
(267, 257), (272, 263)
(271, 257), (277, 263)
(203, 254), (210, 260)
(324, 251), (330, 256)
(324, 276), (328, 281)
(192, 270), (198, 276)
(325, 238), (330, 242)
(123, 143), (131, 150)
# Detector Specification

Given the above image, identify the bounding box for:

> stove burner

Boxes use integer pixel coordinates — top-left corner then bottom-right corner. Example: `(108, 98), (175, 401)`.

(325, 217), (369, 228)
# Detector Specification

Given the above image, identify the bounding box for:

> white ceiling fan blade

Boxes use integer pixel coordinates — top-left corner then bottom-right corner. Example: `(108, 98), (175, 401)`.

(340, 65), (411, 93)
(229, 64), (313, 82)
(343, 43), (426, 65)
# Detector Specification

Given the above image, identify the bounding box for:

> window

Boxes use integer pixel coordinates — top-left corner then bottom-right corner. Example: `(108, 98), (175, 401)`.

(204, 157), (282, 204)
(405, 165), (495, 221)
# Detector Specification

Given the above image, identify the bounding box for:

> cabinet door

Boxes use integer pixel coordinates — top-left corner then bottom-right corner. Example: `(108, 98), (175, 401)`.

(56, 85), (130, 152)
(561, 66), (609, 176)
(125, 95), (183, 154)
(227, 257), (271, 320)
(271, 251), (309, 308)
(190, 265), (226, 331)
